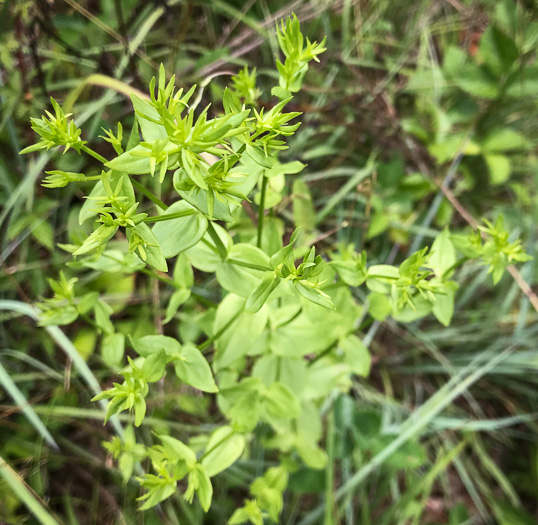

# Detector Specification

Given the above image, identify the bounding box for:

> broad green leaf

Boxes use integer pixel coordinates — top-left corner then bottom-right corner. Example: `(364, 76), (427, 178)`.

(478, 26), (518, 77)
(392, 294), (432, 322)
(164, 288), (190, 324)
(367, 210), (389, 239)
(264, 382), (301, 420)
(216, 244), (271, 298)
(159, 435), (197, 465)
(130, 94), (167, 141)
(228, 391), (262, 432)
(245, 144), (276, 168)
(73, 329), (97, 361)
(482, 129), (529, 152)
(454, 65), (499, 99)
(253, 354), (307, 397)
(131, 334), (181, 357)
(304, 361), (351, 401)
(174, 343), (218, 392)
(106, 142), (180, 175)
(173, 252), (194, 288)
(367, 292), (392, 321)
(267, 160), (305, 179)
(201, 426), (245, 477)
(442, 45), (468, 79)
(31, 220), (54, 250)
(429, 135), (481, 163)
(331, 260), (367, 287)
(38, 305), (79, 326)
(429, 228), (456, 276)
(432, 285), (456, 327)
(269, 307), (337, 358)
(185, 223), (232, 272)
(214, 294), (269, 371)
(94, 299), (114, 334)
(340, 335), (371, 377)
(485, 154), (511, 185)
(294, 282), (334, 309)
(102, 332), (125, 367)
(152, 200), (208, 258)
(176, 186), (233, 221)
(142, 351), (167, 382)
(296, 441), (327, 470)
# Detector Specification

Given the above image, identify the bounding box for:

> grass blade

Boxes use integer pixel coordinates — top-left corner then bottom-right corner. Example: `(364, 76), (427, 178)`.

(0, 454), (62, 525)
(298, 342), (515, 524)
(0, 358), (58, 449)
(0, 300), (124, 439)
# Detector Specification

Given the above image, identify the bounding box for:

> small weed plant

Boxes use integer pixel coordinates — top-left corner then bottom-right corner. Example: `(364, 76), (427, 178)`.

(22, 15), (531, 523)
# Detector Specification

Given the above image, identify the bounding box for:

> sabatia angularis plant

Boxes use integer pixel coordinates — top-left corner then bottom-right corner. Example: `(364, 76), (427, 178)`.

(22, 14), (531, 523)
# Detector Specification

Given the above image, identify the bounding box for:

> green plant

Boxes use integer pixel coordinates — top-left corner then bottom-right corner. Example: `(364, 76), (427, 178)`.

(21, 13), (531, 523)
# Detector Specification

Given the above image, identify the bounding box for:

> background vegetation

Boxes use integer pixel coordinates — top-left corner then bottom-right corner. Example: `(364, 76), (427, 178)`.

(1, 0), (537, 523)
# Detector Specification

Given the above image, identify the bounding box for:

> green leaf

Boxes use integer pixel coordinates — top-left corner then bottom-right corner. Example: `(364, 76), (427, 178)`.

(392, 294), (433, 322)
(443, 45), (468, 79)
(432, 286), (455, 327)
(164, 288), (191, 324)
(331, 256), (367, 287)
(294, 282), (335, 310)
(201, 426), (245, 477)
(79, 181), (106, 224)
(340, 335), (371, 377)
(173, 252), (194, 288)
(130, 94), (167, 141)
(245, 144), (276, 168)
(129, 223), (167, 272)
(482, 129), (529, 152)
(367, 292), (392, 321)
(428, 135), (481, 163)
(485, 154), (511, 185)
(479, 26), (518, 77)
(159, 434), (197, 465)
(133, 394), (146, 426)
(190, 465), (213, 512)
(142, 351), (167, 382)
(152, 200), (208, 258)
(131, 334), (181, 357)
(429, 229), (456, 277)
(367, 210), (389, 239)
(292, 179), (316, 233)
(176, 186), (233, 222)
(38, 305), (79, 326)
(454, 65), (499, 99)
(31, 220), (54, 250)
(217, 244), (271, 298)
(245, 272), (280, 313)
(174, 343), (218, 392)
(94, 299), (114, 334)
(228, 391), (262, 432)
(186, 223), (232, 272)
(214, 294), (269, 371)
(106, 142), (179, 175)
(102, 332), (125, 367)
(264, 382), (301, 420)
